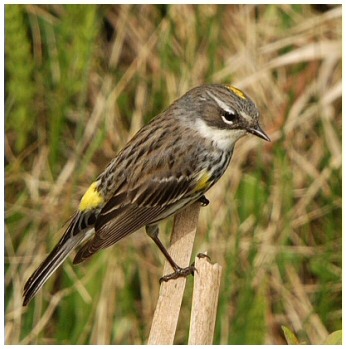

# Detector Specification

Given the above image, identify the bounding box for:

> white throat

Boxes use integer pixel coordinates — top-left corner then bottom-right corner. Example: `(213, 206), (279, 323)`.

(194, 118), (246, 151)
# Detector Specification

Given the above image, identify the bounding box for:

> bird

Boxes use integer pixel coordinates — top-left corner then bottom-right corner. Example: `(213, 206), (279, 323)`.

(23, 84), (270, 306)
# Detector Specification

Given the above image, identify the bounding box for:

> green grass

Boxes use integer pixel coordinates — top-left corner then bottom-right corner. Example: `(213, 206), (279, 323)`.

(5, 4), (342, 345)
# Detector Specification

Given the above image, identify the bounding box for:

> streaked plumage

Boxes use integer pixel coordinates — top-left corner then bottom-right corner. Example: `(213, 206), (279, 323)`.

(23, 84), (270, 306)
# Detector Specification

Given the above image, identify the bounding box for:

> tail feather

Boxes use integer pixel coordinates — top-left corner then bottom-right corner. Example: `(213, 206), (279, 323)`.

(22, 229), (92, 306)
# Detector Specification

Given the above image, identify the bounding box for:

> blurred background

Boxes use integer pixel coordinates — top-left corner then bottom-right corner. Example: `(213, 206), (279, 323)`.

(5, 4), (341, 345)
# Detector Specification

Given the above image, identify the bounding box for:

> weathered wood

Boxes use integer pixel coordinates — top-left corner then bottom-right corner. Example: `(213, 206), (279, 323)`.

(188, 254), (222, 345)
(147, 202), (201, 345)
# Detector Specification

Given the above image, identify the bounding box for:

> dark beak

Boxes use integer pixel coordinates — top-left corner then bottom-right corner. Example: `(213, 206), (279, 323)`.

(247, 124), (271, 142)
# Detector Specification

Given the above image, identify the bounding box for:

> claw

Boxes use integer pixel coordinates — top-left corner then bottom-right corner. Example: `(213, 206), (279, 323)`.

(197, 252), (211, 261)
(159, 265), (196, 283)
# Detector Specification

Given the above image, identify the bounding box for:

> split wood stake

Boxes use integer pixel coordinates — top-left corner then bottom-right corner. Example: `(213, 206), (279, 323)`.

(188, 254), (222, 345)
(147, 202), (201, 345)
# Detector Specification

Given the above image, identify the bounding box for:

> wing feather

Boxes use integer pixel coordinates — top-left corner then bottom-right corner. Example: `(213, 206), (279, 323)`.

(73, 204), (166, 263)
(73, 173), (201, 263)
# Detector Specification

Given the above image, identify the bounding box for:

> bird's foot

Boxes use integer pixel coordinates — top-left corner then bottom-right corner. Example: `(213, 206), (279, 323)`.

(159, 264), (196, 283)
(159, 253), (212, 283)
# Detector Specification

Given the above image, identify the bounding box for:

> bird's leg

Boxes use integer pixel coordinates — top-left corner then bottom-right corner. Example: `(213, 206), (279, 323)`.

(198, 195), (209, 206)
(145, 225), (196, 283)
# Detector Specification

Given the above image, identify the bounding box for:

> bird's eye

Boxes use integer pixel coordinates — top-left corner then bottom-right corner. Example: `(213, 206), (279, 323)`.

(221, 109), (238, 125)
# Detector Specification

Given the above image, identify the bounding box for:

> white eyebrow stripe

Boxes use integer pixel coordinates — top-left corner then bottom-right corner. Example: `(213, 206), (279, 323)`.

(206, 91), (234, 114)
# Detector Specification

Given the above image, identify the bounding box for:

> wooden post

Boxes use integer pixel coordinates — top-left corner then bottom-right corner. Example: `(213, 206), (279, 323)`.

(188, 254), (222, 345)
(147, 202), (201, 345)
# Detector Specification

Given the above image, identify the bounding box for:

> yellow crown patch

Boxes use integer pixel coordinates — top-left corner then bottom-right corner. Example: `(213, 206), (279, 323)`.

(224, 85), (247, 100)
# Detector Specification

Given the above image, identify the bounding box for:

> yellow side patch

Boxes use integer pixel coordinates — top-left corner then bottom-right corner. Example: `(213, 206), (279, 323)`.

(225, 85), (247, 100)
(79, 181), (104, 211)
(195, 171), (212, 192)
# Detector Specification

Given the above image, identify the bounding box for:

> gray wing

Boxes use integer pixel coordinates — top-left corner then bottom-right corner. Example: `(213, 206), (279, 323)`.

(73, 174), (200, 264)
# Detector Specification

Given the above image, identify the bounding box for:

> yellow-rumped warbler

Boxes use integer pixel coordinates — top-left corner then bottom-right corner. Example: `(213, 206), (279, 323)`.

(23, 84), (270, 306)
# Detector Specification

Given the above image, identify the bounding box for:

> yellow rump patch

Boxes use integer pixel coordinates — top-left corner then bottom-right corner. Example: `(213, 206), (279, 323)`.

(79, 181), (104, 211)
(195, 171), (212, 192)
(225, 85), (247, 100)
